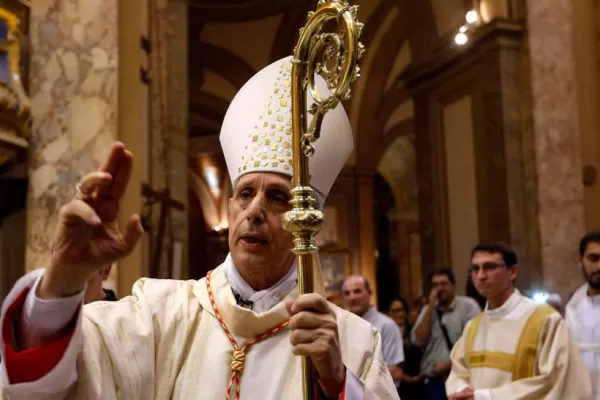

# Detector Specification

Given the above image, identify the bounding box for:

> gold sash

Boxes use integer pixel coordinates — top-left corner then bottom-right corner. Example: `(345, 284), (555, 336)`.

(465, 304), (556, 380)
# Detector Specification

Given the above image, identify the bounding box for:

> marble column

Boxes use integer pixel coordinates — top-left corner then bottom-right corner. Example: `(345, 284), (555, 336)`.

(146, 0), (189, 280)
(166, 0), (189, 279)
(147, 0), (169, 278)
(526, 0), (586, 299)
(26, 0), (119, 271)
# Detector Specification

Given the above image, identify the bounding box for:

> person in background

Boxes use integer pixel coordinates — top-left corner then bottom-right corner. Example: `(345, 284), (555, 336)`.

(343, 275), (405, 388)
(566, 231), (600, 398)
(447, 242), (590, 400)
(408, 296), (426, 325)
(389, 297), (425, 399)
(84, 264), (118, 304)
(412, 267), (481, 400)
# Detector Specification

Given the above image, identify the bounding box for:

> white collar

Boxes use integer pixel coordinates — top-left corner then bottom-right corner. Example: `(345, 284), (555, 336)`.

(223, 253), (298, 314)
(567, 283), (600, 314)
(485, 289), (522, 318)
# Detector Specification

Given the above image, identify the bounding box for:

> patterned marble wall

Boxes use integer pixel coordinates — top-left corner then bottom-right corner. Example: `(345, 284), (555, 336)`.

(527, 0), (586, 298)
(26, 0), (118, 271)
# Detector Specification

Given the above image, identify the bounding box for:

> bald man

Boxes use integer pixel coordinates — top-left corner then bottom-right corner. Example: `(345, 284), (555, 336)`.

(343, 276), (404, 389)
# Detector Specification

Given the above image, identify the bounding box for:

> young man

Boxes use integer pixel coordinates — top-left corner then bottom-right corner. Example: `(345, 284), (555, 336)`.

(446, 242), (590, 400)
(565, 231), (600, 398)
(411, 267), (480, 400)
(0, 57), (398, 399)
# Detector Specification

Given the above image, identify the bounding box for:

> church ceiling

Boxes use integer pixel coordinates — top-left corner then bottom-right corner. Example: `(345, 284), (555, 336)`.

(187, 0), (470, 216)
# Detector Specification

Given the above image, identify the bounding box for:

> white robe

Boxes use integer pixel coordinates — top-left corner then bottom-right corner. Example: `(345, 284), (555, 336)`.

(0, 265), (399, 399)
(565, 283), (600, 398)
(446, 290), (591, 400)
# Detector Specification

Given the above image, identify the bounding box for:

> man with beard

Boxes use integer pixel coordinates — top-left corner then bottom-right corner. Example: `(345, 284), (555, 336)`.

(566, 231), (600, 398)
(446, 242), (590, 400)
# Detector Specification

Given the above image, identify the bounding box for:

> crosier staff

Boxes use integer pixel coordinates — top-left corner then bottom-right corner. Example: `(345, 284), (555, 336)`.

(282, 1), (364, 399)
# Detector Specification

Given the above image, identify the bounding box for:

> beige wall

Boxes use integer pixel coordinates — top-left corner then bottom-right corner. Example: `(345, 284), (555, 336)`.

(443, 96), (479, 295)
(114, 0), (149, 296)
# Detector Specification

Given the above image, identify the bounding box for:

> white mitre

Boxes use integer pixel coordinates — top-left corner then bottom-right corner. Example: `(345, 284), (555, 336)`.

(220, 56), (353, 200)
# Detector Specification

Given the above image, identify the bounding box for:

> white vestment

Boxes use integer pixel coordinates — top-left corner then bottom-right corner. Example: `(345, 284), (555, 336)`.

(0, 265), (398, 399)
(446, 290), (591, 400)
(566, 283), (600, 398)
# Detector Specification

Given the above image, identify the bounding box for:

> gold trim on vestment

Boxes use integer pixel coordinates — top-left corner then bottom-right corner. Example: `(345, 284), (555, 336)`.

(465, 313), (483, 367)
(468, 351), (515, 372)
(465, 304), (556, 381)
(512, 304), (555, 380)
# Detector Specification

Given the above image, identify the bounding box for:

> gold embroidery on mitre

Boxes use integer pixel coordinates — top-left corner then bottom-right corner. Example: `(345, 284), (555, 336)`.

(241, 60), (295, 174)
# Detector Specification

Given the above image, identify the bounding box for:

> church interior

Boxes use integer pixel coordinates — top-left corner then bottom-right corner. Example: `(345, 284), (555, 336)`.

(1, 0), (600, 312)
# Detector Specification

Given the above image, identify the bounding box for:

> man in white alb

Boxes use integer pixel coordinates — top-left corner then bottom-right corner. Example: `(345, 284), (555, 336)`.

(446, 242), (590, 400)
(0, 57), (399, 399)
(566, 231), (600, 398)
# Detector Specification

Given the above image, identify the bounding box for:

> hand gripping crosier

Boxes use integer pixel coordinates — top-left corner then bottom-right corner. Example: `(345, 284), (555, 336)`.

(281, 1), (365, 399)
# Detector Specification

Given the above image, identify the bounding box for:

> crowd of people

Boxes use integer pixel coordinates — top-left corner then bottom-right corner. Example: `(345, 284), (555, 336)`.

(324, 234), (600, 399)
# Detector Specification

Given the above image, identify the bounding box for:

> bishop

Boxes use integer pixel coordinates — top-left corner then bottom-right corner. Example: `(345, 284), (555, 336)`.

(0, 57), (398, 399)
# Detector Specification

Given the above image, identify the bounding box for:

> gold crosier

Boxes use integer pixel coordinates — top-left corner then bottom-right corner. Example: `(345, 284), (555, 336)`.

(281, 1), (364, 399)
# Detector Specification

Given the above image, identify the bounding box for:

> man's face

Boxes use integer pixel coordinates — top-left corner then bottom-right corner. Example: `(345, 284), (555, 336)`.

(431, 274), (455, 304)
(343, 277), (371, 315)
(471, 251), (517, 300)
(228, 172), (295, 280)
(582, 242), (600, 289)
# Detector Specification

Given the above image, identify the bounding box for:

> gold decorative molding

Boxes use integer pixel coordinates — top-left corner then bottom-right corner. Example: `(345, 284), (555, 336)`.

(0, 4), (30, 170)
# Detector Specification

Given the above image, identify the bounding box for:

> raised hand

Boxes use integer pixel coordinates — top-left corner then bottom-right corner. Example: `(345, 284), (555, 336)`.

(428, 287), (440, 307)
(287, 294), (345, 398)
(39, 143), (144, 299)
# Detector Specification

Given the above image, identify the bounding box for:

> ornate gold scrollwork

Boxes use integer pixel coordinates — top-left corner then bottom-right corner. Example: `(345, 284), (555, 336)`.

(282, 1), (364, 399)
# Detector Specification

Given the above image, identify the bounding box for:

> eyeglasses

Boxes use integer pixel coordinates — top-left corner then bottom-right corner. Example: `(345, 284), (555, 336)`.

(469, 262), (507, 274)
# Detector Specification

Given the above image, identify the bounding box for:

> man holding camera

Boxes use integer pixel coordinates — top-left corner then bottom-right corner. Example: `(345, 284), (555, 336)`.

(412, 268), (481, 399)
